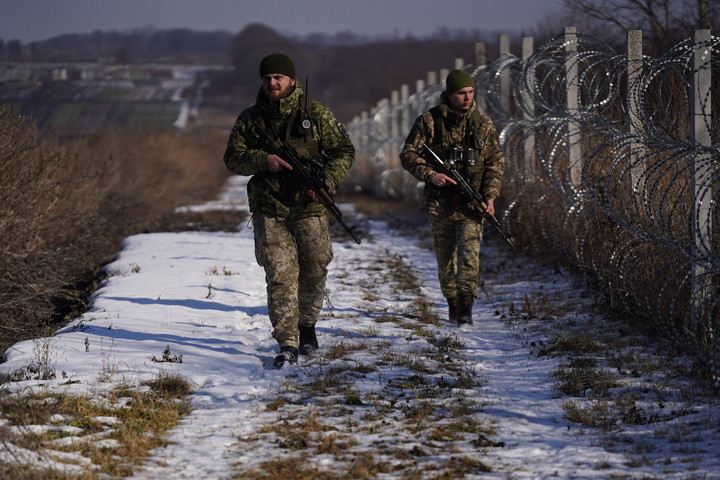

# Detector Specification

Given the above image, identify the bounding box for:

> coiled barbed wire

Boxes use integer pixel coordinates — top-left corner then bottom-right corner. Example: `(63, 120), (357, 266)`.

(346, 32), (720, 386)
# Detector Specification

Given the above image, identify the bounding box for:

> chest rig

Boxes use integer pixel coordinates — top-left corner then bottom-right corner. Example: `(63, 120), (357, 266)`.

(430, 106), (484, 170)
(251, 95), (327, 206)
(257, 94), (321, 160)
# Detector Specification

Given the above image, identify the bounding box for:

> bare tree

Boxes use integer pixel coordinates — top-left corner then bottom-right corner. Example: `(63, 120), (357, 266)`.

(679, 0), (720, 29)
(561, 0), (718, 51)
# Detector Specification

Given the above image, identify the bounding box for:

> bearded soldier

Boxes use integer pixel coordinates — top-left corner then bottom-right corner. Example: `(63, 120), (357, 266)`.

(223, 53), (355, 367)
(400, 69), (504, 326)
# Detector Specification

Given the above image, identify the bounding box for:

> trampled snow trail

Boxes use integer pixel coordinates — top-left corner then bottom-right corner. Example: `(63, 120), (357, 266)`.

(123, 220), (627, 479)
(3, 176), (718, 479)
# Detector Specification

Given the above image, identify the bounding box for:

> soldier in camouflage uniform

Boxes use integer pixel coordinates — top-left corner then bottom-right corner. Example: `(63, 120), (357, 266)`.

(400, 69), (504, 326)
(223, 53), (355, 367)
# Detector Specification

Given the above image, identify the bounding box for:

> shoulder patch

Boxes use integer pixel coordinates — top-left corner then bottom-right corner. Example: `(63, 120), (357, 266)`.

(336, 120), (350, 139)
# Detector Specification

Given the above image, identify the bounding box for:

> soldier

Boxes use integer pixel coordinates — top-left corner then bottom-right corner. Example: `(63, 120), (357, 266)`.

(400, 69), (504, 325)
(223, 53), (355, 367)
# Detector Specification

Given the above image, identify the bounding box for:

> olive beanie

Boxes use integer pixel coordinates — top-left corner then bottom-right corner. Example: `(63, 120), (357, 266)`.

(259, 53), (296, 79)
(445, 69), (474, 95)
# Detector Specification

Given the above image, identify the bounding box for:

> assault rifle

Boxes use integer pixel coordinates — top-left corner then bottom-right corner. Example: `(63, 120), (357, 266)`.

(252, 119), (361, 244)
(422, 144), (515, 248)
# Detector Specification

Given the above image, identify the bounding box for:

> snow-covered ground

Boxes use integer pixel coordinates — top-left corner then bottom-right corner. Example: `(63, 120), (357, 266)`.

(1, 175), (719, 479)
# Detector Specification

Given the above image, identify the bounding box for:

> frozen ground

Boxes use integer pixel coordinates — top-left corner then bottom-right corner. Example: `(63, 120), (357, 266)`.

(1, 175), (719, 479)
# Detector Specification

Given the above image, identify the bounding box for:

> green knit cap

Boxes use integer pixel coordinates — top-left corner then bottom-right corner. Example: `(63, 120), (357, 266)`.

(259, 53), (296, 78)
(445, 69), (474, 94)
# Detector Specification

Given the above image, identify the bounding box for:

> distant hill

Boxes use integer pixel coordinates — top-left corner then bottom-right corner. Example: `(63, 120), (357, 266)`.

(0, 27), (234, 64)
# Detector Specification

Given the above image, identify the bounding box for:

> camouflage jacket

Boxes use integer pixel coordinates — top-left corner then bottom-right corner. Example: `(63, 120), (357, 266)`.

(223, 81), (355, 219)
(399, 96), (504, 218)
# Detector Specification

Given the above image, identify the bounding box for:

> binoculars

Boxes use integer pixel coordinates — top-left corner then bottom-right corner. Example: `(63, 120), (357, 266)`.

(445, 144), (476, 166)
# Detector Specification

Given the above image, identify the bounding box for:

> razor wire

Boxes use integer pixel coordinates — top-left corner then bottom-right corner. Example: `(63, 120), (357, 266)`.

(346, 32), (720, 386)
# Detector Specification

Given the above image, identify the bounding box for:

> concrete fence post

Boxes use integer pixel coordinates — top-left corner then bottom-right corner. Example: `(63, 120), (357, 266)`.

(691, 29), (713, 330)
(400, 83), (410, 137)
(522, 36), (535, 175)
(564, 26), (582, 187)
(499, 34), (511, 114)
(390, 89), (400, 138)
(475, 42), (487, 114)
(440, 68), (450, 84)
(475, 42), (486, 66)
(360, 111), (369, 146)
(627, 30), (645, 197)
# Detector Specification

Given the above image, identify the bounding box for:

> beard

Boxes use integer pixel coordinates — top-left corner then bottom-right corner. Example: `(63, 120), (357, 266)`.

(264, 83), (294, 102)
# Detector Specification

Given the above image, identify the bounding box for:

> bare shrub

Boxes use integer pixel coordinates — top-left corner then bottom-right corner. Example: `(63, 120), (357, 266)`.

(0, 108), (231, 353)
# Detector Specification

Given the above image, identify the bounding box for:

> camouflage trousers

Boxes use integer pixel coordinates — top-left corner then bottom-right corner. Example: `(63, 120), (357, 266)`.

(428, 213), (483, 300)
(252, 214), (333, 349)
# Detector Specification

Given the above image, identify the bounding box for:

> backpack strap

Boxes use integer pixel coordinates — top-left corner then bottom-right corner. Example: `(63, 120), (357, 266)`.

(429, 106), (451, 165)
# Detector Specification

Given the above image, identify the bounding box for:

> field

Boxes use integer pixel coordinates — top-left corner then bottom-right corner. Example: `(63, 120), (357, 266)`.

(0, 62), (209, 132)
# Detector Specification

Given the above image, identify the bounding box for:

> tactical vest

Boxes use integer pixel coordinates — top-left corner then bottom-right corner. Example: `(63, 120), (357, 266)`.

(251, 95), (321, 161)
(428, 106), (485, 203)
(430, 105), (485, 169)
(249, 96), (325, 207)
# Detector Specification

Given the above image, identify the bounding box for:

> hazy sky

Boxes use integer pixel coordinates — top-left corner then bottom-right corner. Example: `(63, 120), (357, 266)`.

(0, 0), (562, 43)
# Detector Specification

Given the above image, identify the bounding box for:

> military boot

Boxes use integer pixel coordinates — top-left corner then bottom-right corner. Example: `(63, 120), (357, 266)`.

(273, 346), (298, 368)
(299, 325), (319, 355)
(447, 296), (459, 324)
(457, 292), (474, 325)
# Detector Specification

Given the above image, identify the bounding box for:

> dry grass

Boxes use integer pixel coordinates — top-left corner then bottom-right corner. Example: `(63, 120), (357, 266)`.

(0, 108), (239, 355)
(501, 277), (718, 456)
(0, 373), (193, 478)
(501, 124), (720, 377)
(233, 247), (495, 479)
(0, 115), (217, 470)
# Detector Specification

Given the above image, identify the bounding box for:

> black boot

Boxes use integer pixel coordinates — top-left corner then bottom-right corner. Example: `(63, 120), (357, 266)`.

(299, 325), (319, 355)
(447, 296), (459, 324)
(457, 292), (474, 325)
(273, 346), (298, 368)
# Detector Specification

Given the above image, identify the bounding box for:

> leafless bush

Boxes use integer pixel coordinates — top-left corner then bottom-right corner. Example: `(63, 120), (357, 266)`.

(0, 108), (230, 354)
